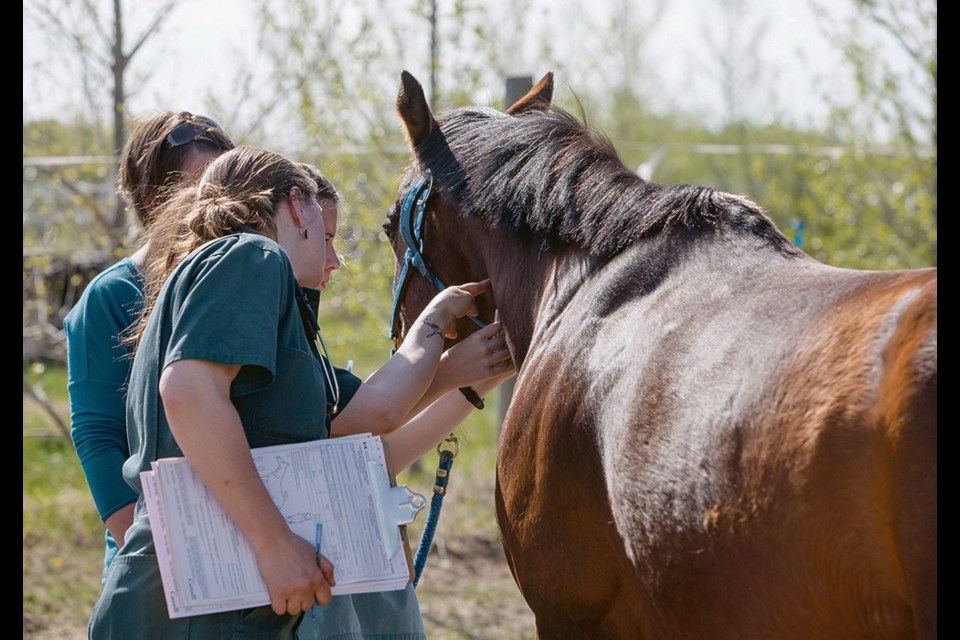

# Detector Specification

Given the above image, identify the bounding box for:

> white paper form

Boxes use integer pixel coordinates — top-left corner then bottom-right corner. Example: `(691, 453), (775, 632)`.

(142, 433), (416, 619)
(145, 463), (266, 618)
(251, 435), (409, 589)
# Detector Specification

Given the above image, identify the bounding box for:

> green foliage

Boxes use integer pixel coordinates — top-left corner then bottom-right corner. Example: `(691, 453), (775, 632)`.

(241, 0), (537, 361)
(23, 434), (88, 498)
(23, 120), (123, 255)
(23, 119), (113, 158)
(20, 2), (936, 635)
(755, 150), (936, 268)
(401, 387), (505, 541)
(812, 0), (936, 147)
(591, 88), (936, 270)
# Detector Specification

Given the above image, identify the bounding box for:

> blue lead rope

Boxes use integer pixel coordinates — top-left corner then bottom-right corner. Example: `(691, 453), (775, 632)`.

(412, 438), (458, 588)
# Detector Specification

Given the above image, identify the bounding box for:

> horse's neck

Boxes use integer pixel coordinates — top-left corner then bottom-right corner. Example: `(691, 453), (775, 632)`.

(484, 234), (599, 364)
(483, 222), (804, 364)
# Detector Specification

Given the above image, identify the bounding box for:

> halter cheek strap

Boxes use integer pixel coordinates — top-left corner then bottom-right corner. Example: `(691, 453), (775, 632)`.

(390, 171), (444, 343)
(388, 170), (488, 411)
(389, 170), (486, 344)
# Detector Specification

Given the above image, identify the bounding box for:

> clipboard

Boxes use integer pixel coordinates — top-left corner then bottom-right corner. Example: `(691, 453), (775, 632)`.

(143, 433), (428, 618)
(376, 439), (427, 581)
(367, 461), (425, 580)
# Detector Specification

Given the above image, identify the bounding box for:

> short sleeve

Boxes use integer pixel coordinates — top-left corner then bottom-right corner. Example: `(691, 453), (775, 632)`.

(162, 238), (291, 394)
(334, 366), (363, 412)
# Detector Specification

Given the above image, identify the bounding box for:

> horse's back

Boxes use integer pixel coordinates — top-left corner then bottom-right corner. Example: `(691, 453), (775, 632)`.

(810, 266), (937, 637)
(604, 262), (937, 639)
(769, 264), (936, 638)
(503, 255), (936, 638)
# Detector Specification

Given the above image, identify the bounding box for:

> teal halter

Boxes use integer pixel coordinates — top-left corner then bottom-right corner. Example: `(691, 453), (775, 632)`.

(388, 170), (486, 345)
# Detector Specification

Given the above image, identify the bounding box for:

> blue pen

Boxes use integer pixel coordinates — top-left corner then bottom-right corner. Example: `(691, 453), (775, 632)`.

(311, 522), (324, 620)
(315, 522), (324, 562)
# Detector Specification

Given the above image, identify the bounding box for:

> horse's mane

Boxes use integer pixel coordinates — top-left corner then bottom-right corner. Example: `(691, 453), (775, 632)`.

(417, 106), (798, 258)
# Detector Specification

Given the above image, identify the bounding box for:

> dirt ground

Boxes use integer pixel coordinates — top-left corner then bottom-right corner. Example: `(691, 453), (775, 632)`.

(23, 533), (536, 640)
(416, 535), (536, 639)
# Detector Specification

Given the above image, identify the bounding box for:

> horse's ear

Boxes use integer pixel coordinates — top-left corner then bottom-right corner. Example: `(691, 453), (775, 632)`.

(397, 70), (438, 148)
(505, 71), (554, 115)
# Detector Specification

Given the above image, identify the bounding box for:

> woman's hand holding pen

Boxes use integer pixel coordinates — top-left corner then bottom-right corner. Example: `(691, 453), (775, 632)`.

(255, 529), (336, 615)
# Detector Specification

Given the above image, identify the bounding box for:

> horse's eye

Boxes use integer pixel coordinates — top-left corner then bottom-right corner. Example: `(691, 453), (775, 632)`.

(381, 218), (396, 241)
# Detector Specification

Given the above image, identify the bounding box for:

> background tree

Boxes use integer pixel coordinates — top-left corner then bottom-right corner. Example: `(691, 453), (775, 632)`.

(24, 0), (183, 250)
(23, 0), (936, 366)
(803, 0), (936, 266)
(238, 0), (531, 366)
(24, 0), (186, 365)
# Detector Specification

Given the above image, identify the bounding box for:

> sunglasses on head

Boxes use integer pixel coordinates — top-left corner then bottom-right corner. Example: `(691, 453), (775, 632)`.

(165, 117), (224, 148)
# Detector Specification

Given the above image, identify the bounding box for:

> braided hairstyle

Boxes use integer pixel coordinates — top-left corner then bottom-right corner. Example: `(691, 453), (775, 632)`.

(133, 146), (323, 345)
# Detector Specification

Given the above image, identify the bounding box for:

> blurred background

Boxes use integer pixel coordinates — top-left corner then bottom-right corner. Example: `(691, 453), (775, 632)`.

(23, 1), (936, 637)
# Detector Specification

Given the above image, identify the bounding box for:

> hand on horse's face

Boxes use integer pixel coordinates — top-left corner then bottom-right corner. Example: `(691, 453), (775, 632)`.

(437, 321), (514, 390)
(427, 280), (489, 338)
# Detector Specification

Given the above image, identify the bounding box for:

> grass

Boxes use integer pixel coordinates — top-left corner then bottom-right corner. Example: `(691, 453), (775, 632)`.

(23, 400), (105, 637)
(23, 362), (531, 639)
(399, 390), (504, 535)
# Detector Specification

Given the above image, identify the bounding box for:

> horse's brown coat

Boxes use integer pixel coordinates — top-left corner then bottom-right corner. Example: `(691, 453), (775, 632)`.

(387, 71), (936, 639)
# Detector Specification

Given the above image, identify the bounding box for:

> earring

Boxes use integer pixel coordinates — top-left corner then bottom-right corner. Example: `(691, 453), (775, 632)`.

(298, 227), (309, 239)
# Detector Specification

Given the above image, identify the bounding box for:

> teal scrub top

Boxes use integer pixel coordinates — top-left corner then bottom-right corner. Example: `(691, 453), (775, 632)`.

(93, 233), (358, 639)
(64, 257), (142, 522)
(124, 232), (331, 496)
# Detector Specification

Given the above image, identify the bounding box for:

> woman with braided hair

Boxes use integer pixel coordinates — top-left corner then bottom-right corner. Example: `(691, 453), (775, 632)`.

(89, 146), (512, 639)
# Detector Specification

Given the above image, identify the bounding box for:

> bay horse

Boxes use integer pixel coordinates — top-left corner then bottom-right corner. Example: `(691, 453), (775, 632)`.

(384, 71), (937, 639)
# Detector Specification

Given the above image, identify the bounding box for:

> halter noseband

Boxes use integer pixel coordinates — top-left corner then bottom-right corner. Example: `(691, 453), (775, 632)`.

(389, 169), (486, 347)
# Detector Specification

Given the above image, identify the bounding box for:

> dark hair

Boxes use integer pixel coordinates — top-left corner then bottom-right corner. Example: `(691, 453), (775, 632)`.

(133, 146), (323, 345)
(117, 111), (235, 228)
(408, 105), (796, 258)
(297, 162), (340, 203)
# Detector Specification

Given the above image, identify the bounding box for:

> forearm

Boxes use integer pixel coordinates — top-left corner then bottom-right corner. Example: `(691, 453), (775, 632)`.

(104, 503), (135, 548)
(332, 305), (450, 436)
(399, 374), (458, 423)
(383, 375), (510, 472)
(161, 359), (333, 613)
(399, 374), (490, 424)
(69, 381), (139, 521)
(399, 321), (514, 422)
(73, 444), (139, 522)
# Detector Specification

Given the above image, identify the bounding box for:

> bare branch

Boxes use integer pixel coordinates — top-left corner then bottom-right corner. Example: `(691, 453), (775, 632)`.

(30, 1), (112, 68)
(126, 0), (181, 61)
(24, 381), (72, 442)
(865, 6), (925, 68)
(80, 0), (110, 43)
(36, 166), (115, 249)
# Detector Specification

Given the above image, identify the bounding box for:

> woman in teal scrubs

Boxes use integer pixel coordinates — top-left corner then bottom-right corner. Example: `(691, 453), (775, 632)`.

(64, 111), (234, 579)
(88, 147), (512, 639)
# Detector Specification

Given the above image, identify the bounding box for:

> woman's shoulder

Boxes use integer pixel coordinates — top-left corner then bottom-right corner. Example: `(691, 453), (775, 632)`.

(66, 257), (143, 325)
(84, 257), (143, 293)
(197, 232), (286, 260)
(182, 232), (290, 272)
(171, 232), (295, 292)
